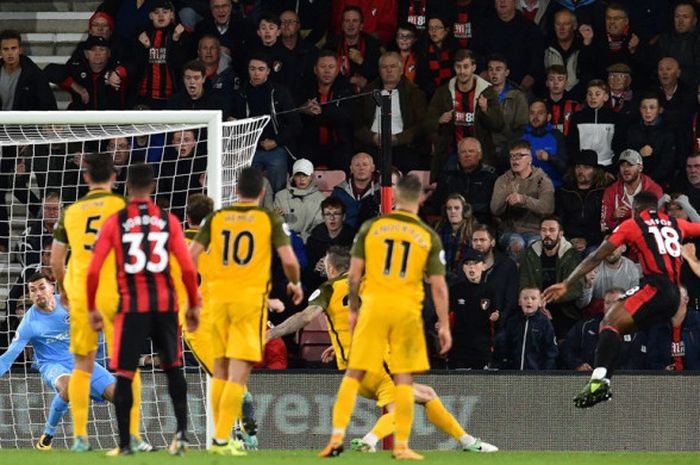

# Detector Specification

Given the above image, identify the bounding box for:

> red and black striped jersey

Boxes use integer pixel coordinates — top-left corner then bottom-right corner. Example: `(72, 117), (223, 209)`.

(87, 198), (199, 314)
(608, 209), (700, 285)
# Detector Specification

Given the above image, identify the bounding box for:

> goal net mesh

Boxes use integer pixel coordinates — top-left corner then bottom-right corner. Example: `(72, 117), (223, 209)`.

(0, 114), (268, 449)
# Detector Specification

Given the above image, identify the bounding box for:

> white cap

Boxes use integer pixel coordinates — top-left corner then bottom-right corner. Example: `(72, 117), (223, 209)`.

(292, 158), (314, 176)
(618, 149), (642, 165)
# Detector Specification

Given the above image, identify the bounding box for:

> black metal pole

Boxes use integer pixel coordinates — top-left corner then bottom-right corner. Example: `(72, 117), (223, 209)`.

(380, 93), (392, 214)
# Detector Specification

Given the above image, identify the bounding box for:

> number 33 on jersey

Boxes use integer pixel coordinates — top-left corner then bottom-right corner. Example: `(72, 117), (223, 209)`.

(193, 204), (291, 302)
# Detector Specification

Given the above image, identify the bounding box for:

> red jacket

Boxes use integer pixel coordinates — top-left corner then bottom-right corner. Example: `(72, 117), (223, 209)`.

(600, 175), (663, 232)
(331, 0), (397, 44)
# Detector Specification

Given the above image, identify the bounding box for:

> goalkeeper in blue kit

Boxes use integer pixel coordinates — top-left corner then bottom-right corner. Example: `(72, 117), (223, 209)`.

(0, 272), (149, 451)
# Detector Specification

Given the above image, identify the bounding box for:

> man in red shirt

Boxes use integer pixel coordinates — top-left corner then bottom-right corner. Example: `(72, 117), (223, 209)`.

(87, 163), (200, 455)
(544, 191), (700, 408)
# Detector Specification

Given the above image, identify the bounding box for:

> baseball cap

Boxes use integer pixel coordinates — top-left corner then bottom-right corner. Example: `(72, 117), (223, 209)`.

(462, 249), (484, 264)
(84, 35), (110, 49)
(618, 149), (642, 165)
(292, 158), (314, 176)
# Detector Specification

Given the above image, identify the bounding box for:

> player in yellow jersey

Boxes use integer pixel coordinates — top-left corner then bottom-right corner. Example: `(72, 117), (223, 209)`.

(320, 175), (452, 460)
(189, 167), (303, 456)
(268, 246), (498, 453)
(174, 193), (260, 450)
(50, 153), (150, 453)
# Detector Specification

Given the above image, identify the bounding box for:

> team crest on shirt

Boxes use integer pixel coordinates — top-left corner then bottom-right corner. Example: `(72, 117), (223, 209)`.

(80, 72), (87, 79)
(273, 60), (283, 73)
(480, 298), (491, 311)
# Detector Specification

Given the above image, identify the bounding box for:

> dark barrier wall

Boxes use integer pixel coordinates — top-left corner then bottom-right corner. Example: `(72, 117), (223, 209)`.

(2, 372), (699, 450)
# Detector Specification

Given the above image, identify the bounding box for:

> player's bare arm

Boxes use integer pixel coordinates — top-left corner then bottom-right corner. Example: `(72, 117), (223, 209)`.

(428, 274), (452, 355)
(189, 241), (205, 269)
(543, 241), (616, 303)
(277, 245), (303, 305)
(266, 304), (324, 342)
(682, 243), (700, 278)
(50, 241), (69, 306)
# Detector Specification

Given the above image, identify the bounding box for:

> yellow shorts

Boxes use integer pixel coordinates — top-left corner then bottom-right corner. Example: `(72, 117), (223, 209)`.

(358, 369), (396, 407)
(68, 299), (99, 356)
(348, 299), (429, 374)
(211, 298), (267, 363)
(183, 305), (214, 375)
(68, 286), (118, 357)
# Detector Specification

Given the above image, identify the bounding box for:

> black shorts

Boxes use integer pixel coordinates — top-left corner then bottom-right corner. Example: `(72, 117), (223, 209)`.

(110, 312), (182, 373)
(622, 274), (680, 330)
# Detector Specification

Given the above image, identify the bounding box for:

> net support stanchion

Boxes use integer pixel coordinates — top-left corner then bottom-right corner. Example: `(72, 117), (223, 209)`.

(380, 93), (393, 214)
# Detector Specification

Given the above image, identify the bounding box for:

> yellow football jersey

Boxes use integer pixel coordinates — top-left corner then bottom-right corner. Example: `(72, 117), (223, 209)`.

(308, 273), (351, 369)
(53, 189), (125, 301)
(194, 203), (290, 302)
(351, 211), (445, 307)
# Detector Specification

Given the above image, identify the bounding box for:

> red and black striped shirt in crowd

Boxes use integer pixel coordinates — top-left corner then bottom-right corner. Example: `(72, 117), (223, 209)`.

(87, 198), (199, 314)
(608, 209), (700, 285)
(453, 7), (472, 49)
(139, 28), (176, 100)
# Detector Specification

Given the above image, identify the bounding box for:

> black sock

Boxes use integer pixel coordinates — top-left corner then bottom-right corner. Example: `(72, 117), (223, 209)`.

(114, 376), (133, 449)
(594, 328), (622, 379)
(165, 368), (188, 436)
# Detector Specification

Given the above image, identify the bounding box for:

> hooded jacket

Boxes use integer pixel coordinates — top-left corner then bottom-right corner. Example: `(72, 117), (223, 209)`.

(496, 310), (558, 370)
(492, 80), (529, 152)
(273, 177), (325, 241)
(567, 105), (619, 168)
(517, 122), (567, 188)
(331, 179), (380, 229)
(425, 75), (504, 179)
(519, 238), (583, 323)
(600, 174), (663, 232)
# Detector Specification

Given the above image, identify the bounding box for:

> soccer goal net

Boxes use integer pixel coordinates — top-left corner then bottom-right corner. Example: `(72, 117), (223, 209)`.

(0, 111), (268, 450)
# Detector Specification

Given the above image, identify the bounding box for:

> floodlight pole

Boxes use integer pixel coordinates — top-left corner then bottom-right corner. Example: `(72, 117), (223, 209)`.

(379, 92), (393, 214)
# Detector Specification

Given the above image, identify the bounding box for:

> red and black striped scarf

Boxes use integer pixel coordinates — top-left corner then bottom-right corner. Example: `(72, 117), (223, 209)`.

(606, 25), (630, 53)
(337, 36), (366, 77)
(672, 326), (684, 371)
(427, 43), (453, 88)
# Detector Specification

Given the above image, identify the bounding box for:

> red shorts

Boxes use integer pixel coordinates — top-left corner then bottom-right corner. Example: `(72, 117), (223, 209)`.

(622, 275), (679, 330)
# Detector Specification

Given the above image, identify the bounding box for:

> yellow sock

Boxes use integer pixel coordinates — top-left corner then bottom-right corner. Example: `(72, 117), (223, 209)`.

(211, 377), (226, 426)
(214, 381), (244, 441)
(331, 376), (360, 437)
(370, 411), (395, 440)
(425, 398), (466, 440)
(394, 384), (414, 446)
(68, 369), (92, 438)
(129, 370), (142, 437)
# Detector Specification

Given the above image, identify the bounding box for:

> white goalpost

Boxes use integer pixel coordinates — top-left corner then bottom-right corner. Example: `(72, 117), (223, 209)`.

(0, 110), (269, 450)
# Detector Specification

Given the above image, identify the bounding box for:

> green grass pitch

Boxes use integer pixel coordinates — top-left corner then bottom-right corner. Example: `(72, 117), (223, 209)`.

(2, 450), (699, 464)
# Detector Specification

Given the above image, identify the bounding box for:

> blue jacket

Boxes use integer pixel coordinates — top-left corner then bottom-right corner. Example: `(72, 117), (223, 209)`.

(646, 310), (700, 371)
(496, 310), (558, 370)
(520, 123), (567, 188)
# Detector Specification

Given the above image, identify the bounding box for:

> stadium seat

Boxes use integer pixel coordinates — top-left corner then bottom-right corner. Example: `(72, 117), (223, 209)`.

(297, 313), (331, 364)
(314, 170), (346, 197)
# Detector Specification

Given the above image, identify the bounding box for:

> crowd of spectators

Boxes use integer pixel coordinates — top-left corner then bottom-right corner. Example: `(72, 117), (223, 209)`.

(3, 0), (700, 371)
